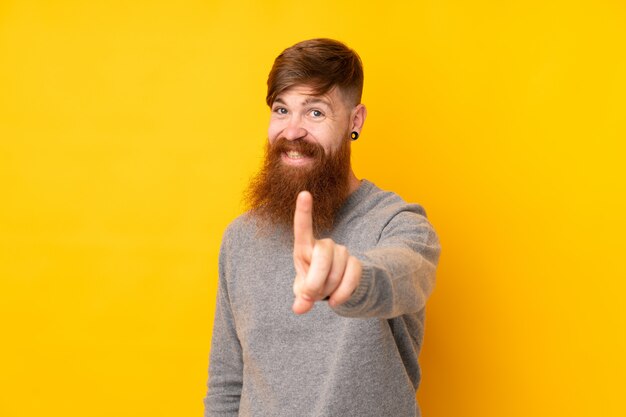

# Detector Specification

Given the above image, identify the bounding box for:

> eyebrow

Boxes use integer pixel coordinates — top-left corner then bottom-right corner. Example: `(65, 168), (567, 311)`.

(302, 97), (331, 107)
(273, 97), (332, 108)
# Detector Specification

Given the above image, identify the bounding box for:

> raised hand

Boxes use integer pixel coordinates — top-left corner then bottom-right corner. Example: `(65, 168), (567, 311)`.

(292, 191), (362, 314)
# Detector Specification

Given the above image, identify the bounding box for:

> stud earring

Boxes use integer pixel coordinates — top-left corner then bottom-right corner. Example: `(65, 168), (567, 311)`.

(351, 131), (359, 141)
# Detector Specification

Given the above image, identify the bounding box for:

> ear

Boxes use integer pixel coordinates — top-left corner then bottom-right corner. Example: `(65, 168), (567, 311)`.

(350, 103), (367, 134)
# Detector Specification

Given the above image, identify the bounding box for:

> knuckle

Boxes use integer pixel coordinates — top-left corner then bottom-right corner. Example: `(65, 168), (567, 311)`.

(303, 279), (321, 294)
(332, 291), (349, 305)
(345, 258), (361, 284)
(317, 238), (334, 249)
(348, 255), (360, 269)
(327, 267), (341, 282)
(312, 246), (332, 264)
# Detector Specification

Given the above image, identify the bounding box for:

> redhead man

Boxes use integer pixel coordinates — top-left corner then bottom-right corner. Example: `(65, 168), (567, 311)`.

(204, 38), (441, 417)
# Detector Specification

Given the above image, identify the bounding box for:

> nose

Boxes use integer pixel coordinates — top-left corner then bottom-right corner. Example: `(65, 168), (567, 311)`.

(282, 117), (307, 141)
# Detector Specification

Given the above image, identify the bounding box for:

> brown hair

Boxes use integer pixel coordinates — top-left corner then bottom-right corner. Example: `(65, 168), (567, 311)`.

(266, 38), (364, 107)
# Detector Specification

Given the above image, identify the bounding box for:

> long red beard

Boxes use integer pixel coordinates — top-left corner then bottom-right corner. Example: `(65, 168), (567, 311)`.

(244, 136), (352, 235)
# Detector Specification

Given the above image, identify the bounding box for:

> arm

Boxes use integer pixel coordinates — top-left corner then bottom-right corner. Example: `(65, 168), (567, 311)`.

(204, 243), (243, 416)
(332, 209), (441, 319)
(292, 191), (441, 318)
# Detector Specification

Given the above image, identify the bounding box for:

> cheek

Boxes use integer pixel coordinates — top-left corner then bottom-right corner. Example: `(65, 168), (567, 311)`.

(267, 120), (283, 141)
(318, 127), (344, 153)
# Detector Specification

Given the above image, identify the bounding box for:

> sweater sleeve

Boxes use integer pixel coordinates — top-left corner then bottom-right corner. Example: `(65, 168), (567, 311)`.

(332, 209), (441, 319)
(204, 240), (243, 416)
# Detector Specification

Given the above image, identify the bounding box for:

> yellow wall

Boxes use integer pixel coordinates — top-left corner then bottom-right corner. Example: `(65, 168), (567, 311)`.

(1, 1), (624, 416)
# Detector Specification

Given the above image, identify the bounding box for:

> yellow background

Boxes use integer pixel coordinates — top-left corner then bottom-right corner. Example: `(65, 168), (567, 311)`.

(1, 1), (624, 416)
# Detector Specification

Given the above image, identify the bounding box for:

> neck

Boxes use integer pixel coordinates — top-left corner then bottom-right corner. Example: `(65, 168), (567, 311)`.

(347, 169), (361, 195)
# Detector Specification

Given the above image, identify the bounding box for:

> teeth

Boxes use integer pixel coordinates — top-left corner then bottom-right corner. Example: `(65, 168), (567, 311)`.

(286, 151), (305, 159)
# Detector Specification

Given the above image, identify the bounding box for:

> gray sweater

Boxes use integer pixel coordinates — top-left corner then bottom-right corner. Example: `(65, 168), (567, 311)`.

(204, 180), (441, 417)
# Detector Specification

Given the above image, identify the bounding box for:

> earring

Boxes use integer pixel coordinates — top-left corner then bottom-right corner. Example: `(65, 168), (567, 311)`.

(351, 131), (359, 141)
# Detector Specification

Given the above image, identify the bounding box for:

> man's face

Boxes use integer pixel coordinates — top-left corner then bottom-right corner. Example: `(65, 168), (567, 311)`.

(244, 84), (355, 234)
(268, 85), (352, 164)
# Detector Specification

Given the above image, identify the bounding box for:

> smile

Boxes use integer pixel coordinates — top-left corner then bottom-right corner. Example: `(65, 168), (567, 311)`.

(281, 151), (312, 166)
(286, 151), (306, 159)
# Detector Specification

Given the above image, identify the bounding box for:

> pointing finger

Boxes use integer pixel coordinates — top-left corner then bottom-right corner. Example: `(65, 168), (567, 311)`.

(294, 191), (315, 256)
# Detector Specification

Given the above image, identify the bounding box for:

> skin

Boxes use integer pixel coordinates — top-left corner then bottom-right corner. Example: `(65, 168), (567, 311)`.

(268, 84), (368, 314)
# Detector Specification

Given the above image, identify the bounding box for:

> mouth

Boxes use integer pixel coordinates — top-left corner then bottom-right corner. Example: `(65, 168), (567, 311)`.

(282, 150), (312, 166)
(286, 151), (306, 159)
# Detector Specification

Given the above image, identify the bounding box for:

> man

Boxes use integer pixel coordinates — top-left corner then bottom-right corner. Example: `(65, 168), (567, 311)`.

(204, 38), (441, 417)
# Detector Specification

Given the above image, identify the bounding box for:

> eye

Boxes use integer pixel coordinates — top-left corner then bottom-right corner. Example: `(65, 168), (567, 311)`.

(273, 107), (288, 115)
(310, 109), (324, 118)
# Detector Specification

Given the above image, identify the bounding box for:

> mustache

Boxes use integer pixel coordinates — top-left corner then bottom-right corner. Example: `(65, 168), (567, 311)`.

(271, 137), (324, 159)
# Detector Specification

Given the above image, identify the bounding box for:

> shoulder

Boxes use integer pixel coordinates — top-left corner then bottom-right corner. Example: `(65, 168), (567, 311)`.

(217, 212), (259, 276)
(333, 180), (437, 248)
(220, 211), (291, 256)
(348, 180), (429, 223)
(356, 182), (441, 257)
(220, 211), (259, 249)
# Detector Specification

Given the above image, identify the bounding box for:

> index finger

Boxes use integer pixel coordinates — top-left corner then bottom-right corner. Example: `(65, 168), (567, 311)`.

(294, 191), (315, 253)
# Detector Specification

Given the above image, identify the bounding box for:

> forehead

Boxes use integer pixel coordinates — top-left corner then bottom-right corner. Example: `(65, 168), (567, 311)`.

(274, 85), (344, 108)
